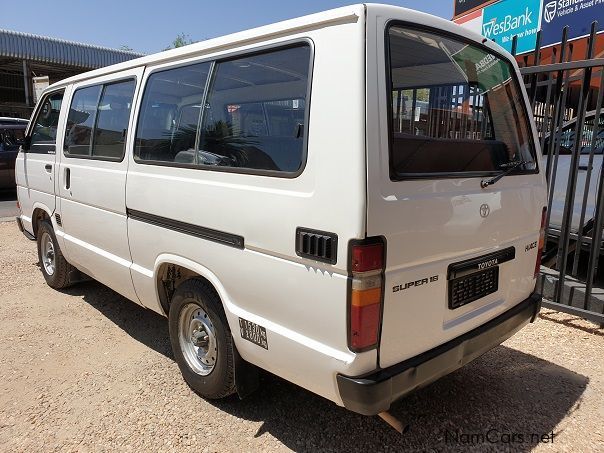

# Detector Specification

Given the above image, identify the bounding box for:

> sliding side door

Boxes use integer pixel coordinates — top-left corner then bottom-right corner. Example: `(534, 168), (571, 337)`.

(57, 68), (143, 302)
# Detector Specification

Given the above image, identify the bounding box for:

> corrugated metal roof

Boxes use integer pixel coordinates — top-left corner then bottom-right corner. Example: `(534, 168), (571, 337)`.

(0, 29), (144, 69)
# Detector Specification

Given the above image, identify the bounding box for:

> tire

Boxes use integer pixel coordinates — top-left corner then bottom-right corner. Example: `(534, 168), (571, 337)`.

(37, 219), (74, 289)
(169, 279), (236, 399)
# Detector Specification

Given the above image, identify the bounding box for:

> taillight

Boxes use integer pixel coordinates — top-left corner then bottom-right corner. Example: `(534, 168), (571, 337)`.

(349, 239), (385, 351)
(535, 207), (547, 278)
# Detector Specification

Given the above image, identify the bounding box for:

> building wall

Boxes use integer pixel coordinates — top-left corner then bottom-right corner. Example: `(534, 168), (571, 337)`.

(0, 29), (143, 119)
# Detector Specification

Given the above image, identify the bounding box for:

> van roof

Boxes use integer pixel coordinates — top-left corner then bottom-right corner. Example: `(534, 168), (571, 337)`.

(46, 3), (509, 91)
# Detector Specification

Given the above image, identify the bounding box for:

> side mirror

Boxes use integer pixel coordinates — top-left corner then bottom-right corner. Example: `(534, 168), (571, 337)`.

(21, 135), (31, 152)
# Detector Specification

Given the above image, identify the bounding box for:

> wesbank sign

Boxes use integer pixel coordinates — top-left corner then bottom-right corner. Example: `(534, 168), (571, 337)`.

(454, 0), (603, 54)
(481, 0), (543, 54)
(482, 7), (534, 37)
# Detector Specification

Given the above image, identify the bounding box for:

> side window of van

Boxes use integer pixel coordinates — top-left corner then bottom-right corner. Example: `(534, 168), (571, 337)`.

(64, 85), (101, 156)
(64, 79), (136, 160)
(29, 91), (64, 153)
(198, 45), (310, 173)
(134, 44), (311, 175)
(134, 62), (211, 163)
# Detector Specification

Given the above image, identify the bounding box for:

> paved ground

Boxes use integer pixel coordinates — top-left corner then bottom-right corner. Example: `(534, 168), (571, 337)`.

(0, 220), (602, 452)
(0, 190), (18, 222)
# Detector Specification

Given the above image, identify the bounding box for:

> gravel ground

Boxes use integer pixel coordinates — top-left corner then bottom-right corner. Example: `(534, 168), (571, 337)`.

(0, 220), (603, 452)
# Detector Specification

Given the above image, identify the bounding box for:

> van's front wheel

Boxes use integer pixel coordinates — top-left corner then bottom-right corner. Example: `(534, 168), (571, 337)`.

(37, 220), (73, 289)
(169, 279), (236, 399)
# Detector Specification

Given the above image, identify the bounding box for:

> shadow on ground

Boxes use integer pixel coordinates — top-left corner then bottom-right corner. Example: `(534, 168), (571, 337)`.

(63, 280), (173, 359)
(539, 311), (604, 336)
(66, 280), (588, 452)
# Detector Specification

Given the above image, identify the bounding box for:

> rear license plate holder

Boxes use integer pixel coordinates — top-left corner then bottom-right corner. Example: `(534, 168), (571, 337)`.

(447, 247), (515, 310)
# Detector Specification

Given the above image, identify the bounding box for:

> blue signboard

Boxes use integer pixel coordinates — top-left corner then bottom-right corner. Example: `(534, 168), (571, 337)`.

(482, 0), (543, 54)
(541, 0), (604, 47)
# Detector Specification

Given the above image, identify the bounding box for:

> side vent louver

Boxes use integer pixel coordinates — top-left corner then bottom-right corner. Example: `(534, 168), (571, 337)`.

(55, 213), (62, 227)
(296, 227), (338, 264)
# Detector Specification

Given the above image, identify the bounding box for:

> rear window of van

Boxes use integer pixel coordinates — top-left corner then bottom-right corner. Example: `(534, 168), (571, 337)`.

(387, 25), (537, 179)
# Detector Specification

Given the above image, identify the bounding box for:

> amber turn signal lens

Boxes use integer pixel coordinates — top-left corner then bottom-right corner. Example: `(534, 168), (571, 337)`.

(351, 287), (381, 307)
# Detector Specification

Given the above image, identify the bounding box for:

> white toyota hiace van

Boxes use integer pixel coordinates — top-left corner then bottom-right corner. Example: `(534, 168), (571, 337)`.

(16, 4), (547, 416)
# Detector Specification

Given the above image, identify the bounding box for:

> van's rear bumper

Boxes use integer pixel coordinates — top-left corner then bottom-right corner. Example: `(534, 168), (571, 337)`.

(336, 292), (541, 415)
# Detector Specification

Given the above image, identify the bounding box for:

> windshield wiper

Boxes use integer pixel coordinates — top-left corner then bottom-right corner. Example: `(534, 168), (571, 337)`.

(480, 160), (531, 188)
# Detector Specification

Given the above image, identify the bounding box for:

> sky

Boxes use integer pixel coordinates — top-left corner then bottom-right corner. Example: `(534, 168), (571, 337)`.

(2, 0), (453, 54)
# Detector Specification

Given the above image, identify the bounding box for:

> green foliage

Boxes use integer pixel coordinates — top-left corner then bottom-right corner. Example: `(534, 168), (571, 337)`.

(164, 33), (195, 50)
(415, 88), (430, 102)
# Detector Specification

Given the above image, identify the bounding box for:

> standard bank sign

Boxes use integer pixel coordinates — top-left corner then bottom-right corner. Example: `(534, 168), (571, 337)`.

(541, 0), (604, 47)
(482, 0), (543, 54)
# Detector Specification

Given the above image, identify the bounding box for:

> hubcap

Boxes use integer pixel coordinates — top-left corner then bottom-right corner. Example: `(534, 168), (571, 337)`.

(178, 304), (217, 376)
(40, 232), (56, 276)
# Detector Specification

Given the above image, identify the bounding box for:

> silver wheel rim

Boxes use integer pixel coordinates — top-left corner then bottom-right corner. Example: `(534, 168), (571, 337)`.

(178, 303), (217, 376)
(40, 232), (56, 276)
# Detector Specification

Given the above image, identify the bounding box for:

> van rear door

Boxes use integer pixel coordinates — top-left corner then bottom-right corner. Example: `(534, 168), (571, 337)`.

(367, 23), (547, 369)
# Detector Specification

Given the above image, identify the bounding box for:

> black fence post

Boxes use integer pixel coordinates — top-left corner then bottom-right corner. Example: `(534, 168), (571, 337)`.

(529, 30), (542, 109)
(555, 22), (593, 300)
(520, 22), (604, 325)
(572, 21), (599, 278)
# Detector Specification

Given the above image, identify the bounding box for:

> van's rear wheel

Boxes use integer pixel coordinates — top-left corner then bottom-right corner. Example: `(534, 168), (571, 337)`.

(169, 279), (236, 399)
(37, 220), (73, 289)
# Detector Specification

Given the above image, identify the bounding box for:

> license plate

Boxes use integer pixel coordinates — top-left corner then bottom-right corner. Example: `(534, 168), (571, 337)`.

(238, 318), (268, 349)
(449, 267), (499, 309)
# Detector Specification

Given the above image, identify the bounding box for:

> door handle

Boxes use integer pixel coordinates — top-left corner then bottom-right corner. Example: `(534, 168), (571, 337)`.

(65, 168), (71, 191)
(45, 164), (52, 173)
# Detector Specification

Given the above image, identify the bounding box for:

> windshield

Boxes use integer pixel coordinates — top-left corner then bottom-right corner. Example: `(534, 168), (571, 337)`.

(387, 25), (536, 179)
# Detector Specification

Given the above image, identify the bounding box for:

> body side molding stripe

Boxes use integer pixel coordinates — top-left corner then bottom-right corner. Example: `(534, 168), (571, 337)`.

(127, 209), (245, 249)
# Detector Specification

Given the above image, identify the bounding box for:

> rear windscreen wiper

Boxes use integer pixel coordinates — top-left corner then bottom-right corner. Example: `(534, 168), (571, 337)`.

(480, 160), (531, 188)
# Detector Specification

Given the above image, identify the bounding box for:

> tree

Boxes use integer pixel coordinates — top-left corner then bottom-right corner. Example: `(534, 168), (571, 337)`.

(119, 45), (135, 52)
(164, 33), (195, 50)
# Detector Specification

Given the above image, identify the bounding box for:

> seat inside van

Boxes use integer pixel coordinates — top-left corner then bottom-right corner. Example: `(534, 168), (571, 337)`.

(391, 133), (509, 174)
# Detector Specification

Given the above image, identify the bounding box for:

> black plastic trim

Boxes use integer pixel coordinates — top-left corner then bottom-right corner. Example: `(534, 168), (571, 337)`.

(127, 209), (244, 249)
(449, 267), (499, 310)
(295, 227), (338, 264)
(337, 291), (541, 415)
(447, 246), (516, 280)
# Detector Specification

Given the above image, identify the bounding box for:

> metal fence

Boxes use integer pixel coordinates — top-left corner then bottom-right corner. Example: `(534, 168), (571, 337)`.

(513, 23), (604, 325)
